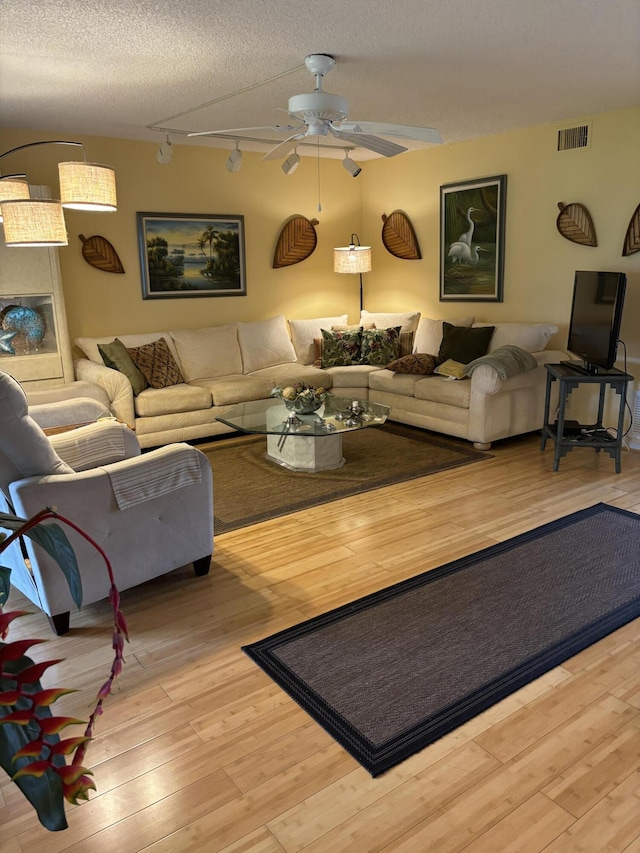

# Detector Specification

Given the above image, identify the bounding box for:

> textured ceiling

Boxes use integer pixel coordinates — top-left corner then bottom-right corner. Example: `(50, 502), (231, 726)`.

(1, 0), (639, 160)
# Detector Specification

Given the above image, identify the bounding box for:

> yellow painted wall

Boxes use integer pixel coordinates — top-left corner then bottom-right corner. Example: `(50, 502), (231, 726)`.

(2, 107), (639, 375)
(0, 130), (364, 341)
(361, 106), (640, 374)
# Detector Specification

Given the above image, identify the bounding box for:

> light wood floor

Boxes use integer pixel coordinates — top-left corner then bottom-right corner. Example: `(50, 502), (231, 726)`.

(3, 433), (640, 852)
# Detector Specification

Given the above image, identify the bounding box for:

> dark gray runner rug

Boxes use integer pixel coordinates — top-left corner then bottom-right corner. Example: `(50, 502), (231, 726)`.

(243, 503), (640, 776)
(204, 422), (490, 534)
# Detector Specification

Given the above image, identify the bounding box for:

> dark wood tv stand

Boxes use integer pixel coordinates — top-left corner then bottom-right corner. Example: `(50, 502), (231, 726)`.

(540, 363), (633, 473)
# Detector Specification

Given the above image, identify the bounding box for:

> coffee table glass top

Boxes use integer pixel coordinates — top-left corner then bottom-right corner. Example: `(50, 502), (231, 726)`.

(217, 396), (390, 436)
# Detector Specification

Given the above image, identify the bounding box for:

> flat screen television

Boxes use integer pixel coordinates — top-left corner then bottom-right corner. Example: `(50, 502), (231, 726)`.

(566, 270), (627, 374)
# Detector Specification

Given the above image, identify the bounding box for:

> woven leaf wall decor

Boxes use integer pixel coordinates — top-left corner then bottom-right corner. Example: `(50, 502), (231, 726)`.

(622, 204), (640, 256)
(273, 216), (319, 268)
(79, 234), (125, 273)
(381, 210), (422, 259)
(556, 202), (597, 247)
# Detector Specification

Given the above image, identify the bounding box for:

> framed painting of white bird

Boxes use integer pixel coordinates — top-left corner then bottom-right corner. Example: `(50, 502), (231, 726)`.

(439, 175), (506, 302)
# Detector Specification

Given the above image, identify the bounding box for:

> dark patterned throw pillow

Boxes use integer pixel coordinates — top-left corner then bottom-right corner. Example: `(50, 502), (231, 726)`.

(387, 353), (440, 375)
(127, 337), (185, 389)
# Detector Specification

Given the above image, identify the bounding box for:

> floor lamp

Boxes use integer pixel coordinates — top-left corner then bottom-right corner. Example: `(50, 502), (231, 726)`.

(333, 233), (372, 313)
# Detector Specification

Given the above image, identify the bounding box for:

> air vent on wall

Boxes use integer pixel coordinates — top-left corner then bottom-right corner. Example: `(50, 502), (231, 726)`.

(557, 123), (591, 151)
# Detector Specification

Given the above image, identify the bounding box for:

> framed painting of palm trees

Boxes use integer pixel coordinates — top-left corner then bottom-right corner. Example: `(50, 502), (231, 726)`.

(439, 175), (506, 302)
(137, 212), (246, 299)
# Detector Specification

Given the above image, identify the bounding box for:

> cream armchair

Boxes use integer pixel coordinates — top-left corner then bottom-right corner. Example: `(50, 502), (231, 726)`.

(0, 370), (214, 634)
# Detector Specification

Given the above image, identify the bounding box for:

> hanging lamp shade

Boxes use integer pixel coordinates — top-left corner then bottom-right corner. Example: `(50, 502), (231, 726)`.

(58, 162), (117, 211)
(1, 198), (68, 247)
(0, 177), (30, 223)
(333, 244), (372, 274)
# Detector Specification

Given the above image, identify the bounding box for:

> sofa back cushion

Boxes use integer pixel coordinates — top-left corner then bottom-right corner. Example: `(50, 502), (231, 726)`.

(170, 324), (243, 380)
(473, 322), (558, 353)
(413, 316), (475, 356)
(237, 315), (297, 373)
(359, 310), (421, 334)
(289, 315), (348, 364)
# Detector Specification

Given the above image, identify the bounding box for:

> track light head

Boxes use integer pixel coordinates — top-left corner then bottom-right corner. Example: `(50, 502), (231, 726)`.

(157, 137), (173, 165)
(226, 141), (242, 173)
(342, 155), (361, 177)
(281, 149), (300, 175)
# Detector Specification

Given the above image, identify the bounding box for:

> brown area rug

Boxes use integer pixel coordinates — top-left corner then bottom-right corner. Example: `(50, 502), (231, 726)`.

(243, 503), (640, 775)
(202, 423), (490, 534)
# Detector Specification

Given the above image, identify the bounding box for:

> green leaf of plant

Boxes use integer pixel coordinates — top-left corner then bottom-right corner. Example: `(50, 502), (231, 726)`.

(0, 653), (67, 831)
(22, 523), (83, 611)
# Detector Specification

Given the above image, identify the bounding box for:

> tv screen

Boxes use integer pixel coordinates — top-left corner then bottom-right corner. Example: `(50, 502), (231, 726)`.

(567, 270), (627, 373)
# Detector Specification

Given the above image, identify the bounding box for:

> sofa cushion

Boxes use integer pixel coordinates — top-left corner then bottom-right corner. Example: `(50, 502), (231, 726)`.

(238, 315), (297, 373)
(368, 368), (427, 398)
(320, 328), (363, 367)
(133, 383), (213, 418)
(289, 315), (348, 364)
(439, 323), (495, 363)
(388, 353), (440, 375)
(98, 339), (148, 395)
(473, 322), (558, 353)
(128, 337), (185, 389)
(360, 326), (402, 366)
(249, 363), (331, 389)
(414, 374), (472, 408)
(325, 364), (381, 389)
(413, 316), (475, 356)
(359, 310), (421, 333)
(190, 375), (274, 406)
(170, 324), (242, 380)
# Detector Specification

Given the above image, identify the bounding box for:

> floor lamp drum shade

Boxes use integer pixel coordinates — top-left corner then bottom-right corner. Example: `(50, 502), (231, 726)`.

(0, 178), (30, 222)
(58, 162), (117, 211)
(1, 198), (68, 247)
(333, 244), (372, 274)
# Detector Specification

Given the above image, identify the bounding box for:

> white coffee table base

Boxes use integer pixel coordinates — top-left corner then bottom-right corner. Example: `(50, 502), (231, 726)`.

(266, 431), (345, 472)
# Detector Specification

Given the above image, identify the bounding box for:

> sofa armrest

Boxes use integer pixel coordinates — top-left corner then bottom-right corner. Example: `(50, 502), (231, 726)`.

(469, 349), (572, 396)
(74, 358), (135, 427)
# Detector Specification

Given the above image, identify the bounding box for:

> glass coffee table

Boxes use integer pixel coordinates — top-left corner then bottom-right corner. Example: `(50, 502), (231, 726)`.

(217, 396), (391, 472)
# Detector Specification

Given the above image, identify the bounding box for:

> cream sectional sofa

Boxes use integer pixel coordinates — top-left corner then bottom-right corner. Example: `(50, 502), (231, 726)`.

(73, 311), (571, 450)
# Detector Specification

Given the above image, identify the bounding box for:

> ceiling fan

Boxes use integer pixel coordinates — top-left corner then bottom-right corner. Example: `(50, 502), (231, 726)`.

(188, 54), (442, 161)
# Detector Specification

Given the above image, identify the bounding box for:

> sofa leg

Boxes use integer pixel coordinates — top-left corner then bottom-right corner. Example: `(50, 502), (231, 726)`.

(193, 555), (211, 576)
(473, 441), (492, 451)
(48, 611), (70, 636)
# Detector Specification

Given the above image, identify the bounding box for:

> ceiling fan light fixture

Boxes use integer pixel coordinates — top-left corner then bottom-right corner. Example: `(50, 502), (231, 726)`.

(281, 149), (300, 175)
(226, 141), (242, 173)
(342, 155), (362, 178)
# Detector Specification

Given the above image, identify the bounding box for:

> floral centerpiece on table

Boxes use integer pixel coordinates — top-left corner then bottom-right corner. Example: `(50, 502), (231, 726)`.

(271, 382), (333, 415)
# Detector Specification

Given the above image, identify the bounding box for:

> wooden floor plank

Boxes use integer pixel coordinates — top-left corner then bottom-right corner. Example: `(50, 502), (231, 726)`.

(3, 433), (640, 852)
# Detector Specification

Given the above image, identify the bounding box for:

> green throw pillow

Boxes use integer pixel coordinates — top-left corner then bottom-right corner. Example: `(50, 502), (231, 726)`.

(98, 338), (148, 395)
(320, 328), (363, 367)
(438, 323), (495, 364)
(360, 326), (402, 366)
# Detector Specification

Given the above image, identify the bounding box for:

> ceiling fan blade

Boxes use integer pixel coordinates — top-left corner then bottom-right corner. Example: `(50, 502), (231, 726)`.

(338, 122), (443, 145)
(330, 128), (407, 157)
(188, 125), (300, 138)
(261, 133), (306, 161)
